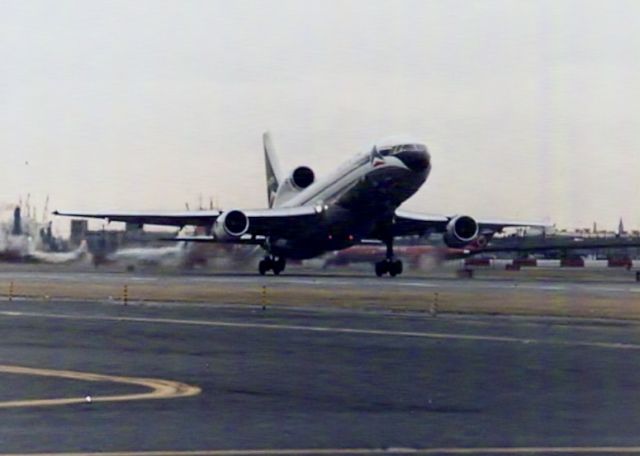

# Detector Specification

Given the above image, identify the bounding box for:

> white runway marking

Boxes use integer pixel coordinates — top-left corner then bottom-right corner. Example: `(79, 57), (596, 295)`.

(533, 285), (566, 291)
(278, 279), (352, 286)
(5, 445), (640, 455)
(588, 286), (632, 293)
(130, 277), (160, 282)
(1, 310), (639, 351)
(400, 282), (438, 288)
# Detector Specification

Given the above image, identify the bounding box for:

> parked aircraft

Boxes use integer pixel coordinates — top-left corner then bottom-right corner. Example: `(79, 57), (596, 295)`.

(55, 133), (548, 276)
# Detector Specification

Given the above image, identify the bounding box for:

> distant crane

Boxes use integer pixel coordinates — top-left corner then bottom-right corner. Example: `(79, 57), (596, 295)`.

(41, 195), (50, 224)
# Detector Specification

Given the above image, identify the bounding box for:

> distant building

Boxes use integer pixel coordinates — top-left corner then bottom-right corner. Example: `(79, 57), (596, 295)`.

(618, 218), (625, 237)
(69, 220), (88, 246)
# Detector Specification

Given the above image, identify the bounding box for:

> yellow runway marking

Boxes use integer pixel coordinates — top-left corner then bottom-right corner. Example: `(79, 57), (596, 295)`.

(4, 446), (640, 455)
(0, 365), (200, 409)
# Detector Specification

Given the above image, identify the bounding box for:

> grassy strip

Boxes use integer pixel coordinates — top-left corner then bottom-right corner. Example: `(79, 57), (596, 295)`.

(1, 278), (639, 320)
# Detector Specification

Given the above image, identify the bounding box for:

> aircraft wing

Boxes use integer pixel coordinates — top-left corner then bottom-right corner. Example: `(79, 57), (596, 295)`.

(475, 239), (640, 254)
(392, 209), (549, 237)
(53, 210), (222, 227)
(391, 211), (449, 236)
(54, 206), (319, 239)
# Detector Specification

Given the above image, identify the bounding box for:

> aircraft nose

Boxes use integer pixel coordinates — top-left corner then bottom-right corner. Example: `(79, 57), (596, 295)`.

(396, 149), (430, 172)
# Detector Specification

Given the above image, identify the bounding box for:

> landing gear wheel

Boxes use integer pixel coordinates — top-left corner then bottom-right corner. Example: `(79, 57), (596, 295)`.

(375, 261), (388, 277)
(258, 259), (270, 276)
(374, 236), (403, 277)
(259, 258), (272, 275)
(258, 256), (286, 276)
(375, 259), (403, 277)
(272, 257), (286, 275)
(389, 260), (403, 277)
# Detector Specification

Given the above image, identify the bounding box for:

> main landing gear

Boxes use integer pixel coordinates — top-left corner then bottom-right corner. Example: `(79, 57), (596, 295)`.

(259, 256), (286, 276)
(375, 258), (403, 277)
(374, 237), (403, 277)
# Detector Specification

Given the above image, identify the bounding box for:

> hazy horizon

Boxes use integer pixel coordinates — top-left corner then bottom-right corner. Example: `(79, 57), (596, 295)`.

(2, 0), (639, 234)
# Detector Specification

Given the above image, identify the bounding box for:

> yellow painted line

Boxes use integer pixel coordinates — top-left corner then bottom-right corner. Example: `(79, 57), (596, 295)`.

(0, 365), (200, 409)
(2, 310), (640, 351)
(4, 446), (640, 455)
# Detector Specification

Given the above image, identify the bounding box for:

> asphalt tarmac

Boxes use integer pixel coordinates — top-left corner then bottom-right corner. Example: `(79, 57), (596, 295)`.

(1, 291), (640, 455)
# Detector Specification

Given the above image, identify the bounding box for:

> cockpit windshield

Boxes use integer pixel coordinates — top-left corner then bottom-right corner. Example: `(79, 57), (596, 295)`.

(372, 143), (426, 157)
(398, 144), (426, 152)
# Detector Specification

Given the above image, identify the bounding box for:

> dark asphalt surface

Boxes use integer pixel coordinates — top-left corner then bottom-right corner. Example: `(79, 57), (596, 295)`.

(0, 297), (640, 454)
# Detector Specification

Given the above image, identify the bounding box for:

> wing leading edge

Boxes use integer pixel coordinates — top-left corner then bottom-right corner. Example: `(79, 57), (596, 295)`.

(52, 210), (222, 228)
(53, 206), (319, 240)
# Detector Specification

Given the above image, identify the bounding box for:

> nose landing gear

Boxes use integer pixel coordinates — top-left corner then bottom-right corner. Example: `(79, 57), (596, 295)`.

(259, 256), (286, 276)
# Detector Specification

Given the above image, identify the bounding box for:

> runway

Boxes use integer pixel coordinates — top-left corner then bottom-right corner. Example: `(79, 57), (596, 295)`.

(1, 294), (640, 454)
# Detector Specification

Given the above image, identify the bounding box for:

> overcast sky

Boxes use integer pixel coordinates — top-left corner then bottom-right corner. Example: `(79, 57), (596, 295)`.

(1, 0), (639, 233)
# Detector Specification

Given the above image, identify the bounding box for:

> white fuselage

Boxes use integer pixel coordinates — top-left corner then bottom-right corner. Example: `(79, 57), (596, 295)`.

(267, 140), (431, 259)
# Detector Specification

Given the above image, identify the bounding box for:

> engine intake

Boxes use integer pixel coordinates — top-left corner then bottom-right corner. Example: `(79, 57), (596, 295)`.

(443, 215), (479, 248)
(291, 166), (315, 190)
(213, 210), (249, 241)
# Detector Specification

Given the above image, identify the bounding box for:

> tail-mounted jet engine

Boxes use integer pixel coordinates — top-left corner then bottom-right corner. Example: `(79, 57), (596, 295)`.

(443, 215), (479, 248)
(290, 166), (315, 190)
(271, 166), (316, 206)
(213, 210), (249, 241)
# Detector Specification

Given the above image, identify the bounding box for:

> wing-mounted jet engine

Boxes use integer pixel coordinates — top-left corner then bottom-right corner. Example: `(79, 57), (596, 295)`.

(213, 210), (249, 241)
(443, 215), (479, 248)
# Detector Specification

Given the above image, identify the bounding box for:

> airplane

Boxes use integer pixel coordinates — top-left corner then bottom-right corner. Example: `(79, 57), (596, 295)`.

(54, 133), (549, 276)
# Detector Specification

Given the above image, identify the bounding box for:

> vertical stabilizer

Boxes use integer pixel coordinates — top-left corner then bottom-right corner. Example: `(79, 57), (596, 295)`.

(263, 132), (282, 208)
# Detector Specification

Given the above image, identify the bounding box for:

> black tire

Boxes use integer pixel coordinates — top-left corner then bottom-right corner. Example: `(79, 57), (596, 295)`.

(375, 261), (387, 277)
(258, 259), (269, 275)
(388, 260), (403, 277)
(271, 258), (285, 275)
